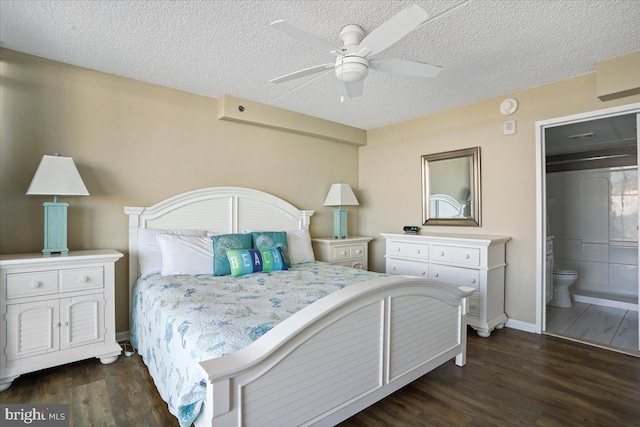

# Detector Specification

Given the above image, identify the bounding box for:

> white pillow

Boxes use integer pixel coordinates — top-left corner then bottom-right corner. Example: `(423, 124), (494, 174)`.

(287, 227), (315, 264)
(156, 234), (214, 276)
(138, 228), (206, 277)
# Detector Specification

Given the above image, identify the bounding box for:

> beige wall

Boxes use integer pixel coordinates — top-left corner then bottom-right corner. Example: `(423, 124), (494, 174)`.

(3, 48), (639, 333)
(360, 73), (640, 326)
(0, 49), (360, 333)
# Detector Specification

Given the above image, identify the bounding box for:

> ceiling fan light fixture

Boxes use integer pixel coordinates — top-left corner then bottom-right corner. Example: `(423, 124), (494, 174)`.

(270, 4), (444, 97)
(335, 56), (369, 83)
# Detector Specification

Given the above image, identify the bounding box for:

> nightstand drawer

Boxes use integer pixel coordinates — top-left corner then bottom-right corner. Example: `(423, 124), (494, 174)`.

(7, 271), (59, 299)
(350, 244), (365, 258)
(335, 260), (366, 270)
(311, 236), (372, 270)
(60, 267), (104, 292)
(332, 246), (352, 261)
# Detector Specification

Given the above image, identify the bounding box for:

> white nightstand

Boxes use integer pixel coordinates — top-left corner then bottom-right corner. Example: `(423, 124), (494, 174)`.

(0, 249), (123, 391)
(311, 236), (372, 270)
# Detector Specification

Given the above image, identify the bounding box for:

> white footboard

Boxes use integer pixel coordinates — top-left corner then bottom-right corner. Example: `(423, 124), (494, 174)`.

(195, 276), (474, 427)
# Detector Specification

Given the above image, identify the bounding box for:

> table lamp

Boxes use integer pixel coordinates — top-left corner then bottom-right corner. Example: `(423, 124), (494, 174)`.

(26, 153), (89, 255)
(323, 182), (359, 239)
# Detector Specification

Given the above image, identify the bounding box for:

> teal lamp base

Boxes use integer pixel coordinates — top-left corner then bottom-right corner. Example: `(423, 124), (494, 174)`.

(332, 208), (348, 239)
(42, 201), (69, 255)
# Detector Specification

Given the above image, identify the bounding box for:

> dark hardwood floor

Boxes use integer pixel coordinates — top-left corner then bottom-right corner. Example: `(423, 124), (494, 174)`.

(2, 327), (639, 426)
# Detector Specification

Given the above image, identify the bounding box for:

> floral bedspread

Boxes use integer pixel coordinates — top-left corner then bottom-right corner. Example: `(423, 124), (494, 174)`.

(130, 262), (384, 426)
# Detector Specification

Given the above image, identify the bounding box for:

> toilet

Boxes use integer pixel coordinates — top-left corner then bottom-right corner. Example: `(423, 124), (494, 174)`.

(549, 269), (578, 308)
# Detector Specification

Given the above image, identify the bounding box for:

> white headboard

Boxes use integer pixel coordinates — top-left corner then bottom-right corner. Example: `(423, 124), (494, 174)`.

(124, 186), (314, 303)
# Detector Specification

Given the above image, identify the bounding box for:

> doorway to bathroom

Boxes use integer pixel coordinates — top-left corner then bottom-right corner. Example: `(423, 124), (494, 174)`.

(536, 103), (640, 356)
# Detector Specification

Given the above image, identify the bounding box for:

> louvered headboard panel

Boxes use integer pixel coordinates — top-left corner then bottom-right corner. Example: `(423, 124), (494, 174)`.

(124, 187), (314, 309)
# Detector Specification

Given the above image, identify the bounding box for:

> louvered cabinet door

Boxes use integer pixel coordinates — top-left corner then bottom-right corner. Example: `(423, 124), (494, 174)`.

(59, 294), (105, 349)
(6, 301), (60, 361)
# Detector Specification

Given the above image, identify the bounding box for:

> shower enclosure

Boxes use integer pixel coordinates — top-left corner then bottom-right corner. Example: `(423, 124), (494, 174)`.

(536, 103), (640, 354)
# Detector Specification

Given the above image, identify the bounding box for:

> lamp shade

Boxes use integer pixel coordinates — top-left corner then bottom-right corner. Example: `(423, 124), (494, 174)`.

(26, 155), (89, 196)
(323, 183), (359, 207)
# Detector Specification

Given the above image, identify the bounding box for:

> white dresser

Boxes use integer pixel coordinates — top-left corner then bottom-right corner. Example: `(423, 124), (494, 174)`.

(0, 250), (123, 391)
(311, 236), (372, 270)
(381, 233), (510, 337)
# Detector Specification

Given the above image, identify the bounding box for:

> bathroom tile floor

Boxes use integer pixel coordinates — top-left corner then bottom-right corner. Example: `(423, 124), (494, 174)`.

(546, 302), (639, 357)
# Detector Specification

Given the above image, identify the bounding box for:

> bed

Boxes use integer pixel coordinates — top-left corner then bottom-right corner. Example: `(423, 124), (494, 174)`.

(125, 186), (474, 427)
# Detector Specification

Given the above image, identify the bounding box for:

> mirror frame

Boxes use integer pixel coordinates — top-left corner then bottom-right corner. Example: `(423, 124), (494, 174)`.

(422, 146), (481, 226)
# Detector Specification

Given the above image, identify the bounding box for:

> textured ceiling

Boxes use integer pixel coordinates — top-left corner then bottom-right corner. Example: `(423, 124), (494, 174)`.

(1, 0), (639, 130)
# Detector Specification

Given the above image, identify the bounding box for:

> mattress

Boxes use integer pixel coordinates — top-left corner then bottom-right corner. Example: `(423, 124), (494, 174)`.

(130, 261), (384, 426)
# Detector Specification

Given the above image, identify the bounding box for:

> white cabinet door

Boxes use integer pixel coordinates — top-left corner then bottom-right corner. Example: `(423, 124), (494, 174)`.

(60, 294), (105, 349)
(6, 301), (59, 361)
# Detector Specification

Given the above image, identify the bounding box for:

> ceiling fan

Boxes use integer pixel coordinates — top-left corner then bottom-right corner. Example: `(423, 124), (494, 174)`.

(270, 4), (442, 99)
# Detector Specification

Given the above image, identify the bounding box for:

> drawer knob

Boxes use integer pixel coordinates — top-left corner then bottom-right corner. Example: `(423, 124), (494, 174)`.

(470, 278), (476, 284)
(440, 251), (444, 256)
(416, 249), (421, 254)
(355, 249), (362, 254)
(79, 276), (89, 283)
(340, 251), (347, 256)
(392, 266), (397, 271)
(434, 272), (439, 277)
(53, 322), (60, 328)
(396, 247), (401, 252)
(421, 270), (426, 276)
(62, 321), (69, 327)
(465, 254), (470, 259)
(28, 281), (41, 289)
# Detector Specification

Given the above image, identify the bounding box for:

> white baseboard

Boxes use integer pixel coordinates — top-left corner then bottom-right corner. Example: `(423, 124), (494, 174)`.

(572, 294), (638, 311)
(116, 331), (130, 342)
(505, 318), (537, 333)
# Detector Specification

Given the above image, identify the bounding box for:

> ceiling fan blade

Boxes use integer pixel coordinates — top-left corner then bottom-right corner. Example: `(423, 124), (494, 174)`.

(270, 63), (335, 83)
(271, 20), (342, 56)
(344, 80), (363, 98)
(358, 4), (429, 57)
(369, 58), (442, 78)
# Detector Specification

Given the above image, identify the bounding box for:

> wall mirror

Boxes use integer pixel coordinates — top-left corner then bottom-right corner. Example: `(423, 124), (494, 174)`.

(422, 147), (481, 226)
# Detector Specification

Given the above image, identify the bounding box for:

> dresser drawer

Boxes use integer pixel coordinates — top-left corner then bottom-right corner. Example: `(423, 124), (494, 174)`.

(388, 241), (429, 261)
(430, 245), (454, 262)
(386, 258), (429, 277)
(430, 264), (479, 289)
(454, 247), (480, 266)
(6, 271), (59, 299)
(60, 267), (104, 292)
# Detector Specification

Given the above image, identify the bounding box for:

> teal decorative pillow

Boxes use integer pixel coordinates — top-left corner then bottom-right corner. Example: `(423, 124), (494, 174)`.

(251, 231), (290, 265)
(212, 233), (253, 276)
(226, 248), (288, 277)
